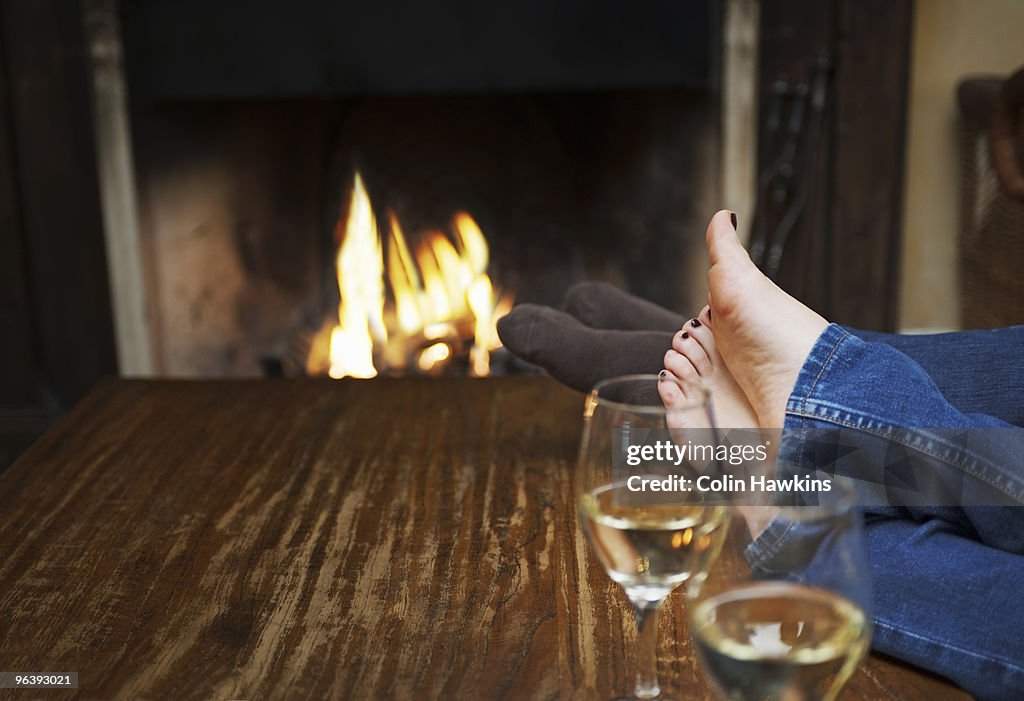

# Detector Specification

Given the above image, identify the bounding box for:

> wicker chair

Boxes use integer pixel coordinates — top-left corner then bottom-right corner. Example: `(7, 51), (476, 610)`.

(957, 66), (1024, 329)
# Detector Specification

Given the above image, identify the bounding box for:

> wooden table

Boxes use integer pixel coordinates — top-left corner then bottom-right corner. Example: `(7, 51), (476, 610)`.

(0, 378), (971, 700)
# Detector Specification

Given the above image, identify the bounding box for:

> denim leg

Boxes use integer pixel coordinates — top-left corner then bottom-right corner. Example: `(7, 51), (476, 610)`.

(745, 512), (1024, 700)
(784, 324), (1024, 554)
(845, 326), (1024, 426)
(757, 324), (1024, 699)
(865, 516), (1024, 701)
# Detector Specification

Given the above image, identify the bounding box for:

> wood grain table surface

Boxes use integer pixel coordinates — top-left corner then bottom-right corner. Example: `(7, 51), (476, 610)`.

(0, 377), (971, 700)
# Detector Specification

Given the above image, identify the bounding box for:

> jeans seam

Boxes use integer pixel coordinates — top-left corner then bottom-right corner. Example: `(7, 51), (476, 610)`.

(874, 618), (1024, 675)
(745, 521), (797, 571)
(786, 407), (1022, 504)
(804, 327), (850, 403)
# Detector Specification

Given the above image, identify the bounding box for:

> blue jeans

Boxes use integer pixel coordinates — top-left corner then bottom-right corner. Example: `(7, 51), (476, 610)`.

(763, 324), (1024, 701)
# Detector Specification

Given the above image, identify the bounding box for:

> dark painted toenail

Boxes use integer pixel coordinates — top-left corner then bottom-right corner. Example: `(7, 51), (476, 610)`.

(681, 332), (689, 339)
(691, 319), (701, 328)
(658, 370), (668, 380)
(730, 212), (738, 230)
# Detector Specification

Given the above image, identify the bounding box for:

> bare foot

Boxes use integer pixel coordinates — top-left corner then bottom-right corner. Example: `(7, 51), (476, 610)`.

(657, 316), (758, 429)
(701, 210), (829, 428)
(657, 316), (778, 539)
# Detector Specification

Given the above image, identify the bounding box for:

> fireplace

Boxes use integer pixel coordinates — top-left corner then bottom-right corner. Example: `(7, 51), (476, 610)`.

(116, 0), (724, 377)
(0, 0), (917, 469)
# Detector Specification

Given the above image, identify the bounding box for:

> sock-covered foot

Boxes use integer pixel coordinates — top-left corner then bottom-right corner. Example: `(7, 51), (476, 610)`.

(496, 304), (673, 392)
(703, 210), (829, 428)
(561, 281), (685, 332)
(658, 316), (759, 429)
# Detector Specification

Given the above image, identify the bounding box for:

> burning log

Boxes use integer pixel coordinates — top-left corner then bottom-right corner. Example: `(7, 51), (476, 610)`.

(305, 172), (512, 378)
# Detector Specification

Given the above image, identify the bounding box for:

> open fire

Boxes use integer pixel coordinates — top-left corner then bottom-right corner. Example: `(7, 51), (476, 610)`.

(306, 173), (512, 378)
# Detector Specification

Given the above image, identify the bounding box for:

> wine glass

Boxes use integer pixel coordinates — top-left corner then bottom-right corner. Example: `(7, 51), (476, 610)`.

(687, 480), (872, 701)
(576, 374), (730, 700)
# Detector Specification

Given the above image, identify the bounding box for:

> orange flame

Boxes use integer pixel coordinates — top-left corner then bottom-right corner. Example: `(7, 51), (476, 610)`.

(310, 173), (511, 378)
(327, 173), (384, 379)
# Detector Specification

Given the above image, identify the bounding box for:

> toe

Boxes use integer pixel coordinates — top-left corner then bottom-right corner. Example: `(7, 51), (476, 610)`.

(697, 304), (712, 329)
(705, 209), (747, 265)
(671, 326), (712, 375)
(683, 319), (722, 366)
(657, 370), (683, 405)
(660, 371), (710, 429)
(664, 348), (700, 381)
(705, 212), (770, 324)
(670, 327), (690, 352)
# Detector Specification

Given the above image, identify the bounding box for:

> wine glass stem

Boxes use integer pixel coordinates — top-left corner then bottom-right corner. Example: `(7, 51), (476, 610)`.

(631, 598), (663, 700)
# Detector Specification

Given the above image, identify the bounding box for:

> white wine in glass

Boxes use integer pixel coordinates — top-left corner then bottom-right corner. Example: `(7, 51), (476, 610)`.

(579, 481), (725, 598)
(689, 496), (872, 701)
(576, 375), (729, 700)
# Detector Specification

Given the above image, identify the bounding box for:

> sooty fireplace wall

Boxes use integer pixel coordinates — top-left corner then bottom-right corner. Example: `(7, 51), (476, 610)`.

(121, 0), (723, 376)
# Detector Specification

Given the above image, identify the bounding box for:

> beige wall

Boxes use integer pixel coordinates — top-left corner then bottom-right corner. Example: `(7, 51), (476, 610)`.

(899, 0), (1024, 331)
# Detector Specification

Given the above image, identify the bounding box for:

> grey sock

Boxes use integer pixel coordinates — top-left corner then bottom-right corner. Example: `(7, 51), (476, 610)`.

(496, 303), (673, 393)
(561, 281), (686, 332)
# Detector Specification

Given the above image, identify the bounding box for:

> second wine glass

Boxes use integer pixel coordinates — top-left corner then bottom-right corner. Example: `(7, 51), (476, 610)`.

(577, 374), (729, 700)
(687, 483), (873, 701)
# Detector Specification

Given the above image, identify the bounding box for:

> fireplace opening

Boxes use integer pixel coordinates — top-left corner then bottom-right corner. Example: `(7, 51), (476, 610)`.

(115, 1), (723, 377)
(131, 92), (720, 377)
